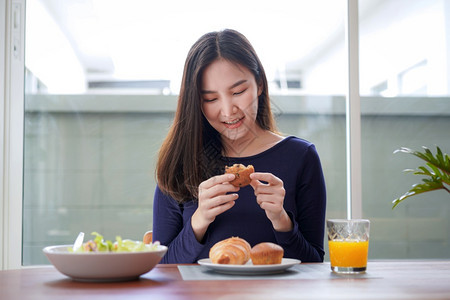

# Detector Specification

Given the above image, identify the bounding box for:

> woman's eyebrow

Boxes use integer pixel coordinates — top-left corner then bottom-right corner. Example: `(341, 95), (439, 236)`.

(201, 89), (214, 94)
(229, 79), (247, 89)
(201, 79), (248, 94)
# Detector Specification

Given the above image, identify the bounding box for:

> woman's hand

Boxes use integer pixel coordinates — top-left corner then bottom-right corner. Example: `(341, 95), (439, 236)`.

(250, 172), (293, 232)
(191, 173), (239, 242)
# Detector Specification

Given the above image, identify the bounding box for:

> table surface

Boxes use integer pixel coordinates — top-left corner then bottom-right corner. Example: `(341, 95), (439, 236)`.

(1, 260), (450, 300)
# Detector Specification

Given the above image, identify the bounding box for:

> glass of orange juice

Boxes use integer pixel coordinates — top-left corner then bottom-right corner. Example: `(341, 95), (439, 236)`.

(327, 219), (370, 273)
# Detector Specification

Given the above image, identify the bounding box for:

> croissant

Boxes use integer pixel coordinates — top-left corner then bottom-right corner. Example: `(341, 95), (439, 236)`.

(209, 237), (251, 265)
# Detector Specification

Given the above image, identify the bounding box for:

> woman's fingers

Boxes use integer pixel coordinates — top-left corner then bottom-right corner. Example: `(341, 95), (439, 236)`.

(250, 172), (285, 215)
(197, 174), (239, 219)
(203, 193), (238, 210)
(253, 184), (285, 196)
(192, 174), (240, 241)
(200, 173), (236, 190)
(249, 172), (293, 232)
(258, 200), (278, 211)
(250, 172), (283, 185)
(199, 174), (238, 198)
(250, 173), (285, 197)
(205, 196), (237, 217)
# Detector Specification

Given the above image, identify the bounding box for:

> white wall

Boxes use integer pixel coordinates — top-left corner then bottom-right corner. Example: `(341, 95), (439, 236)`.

(25, 0), (86, 93)
(302, 0), (450, 96)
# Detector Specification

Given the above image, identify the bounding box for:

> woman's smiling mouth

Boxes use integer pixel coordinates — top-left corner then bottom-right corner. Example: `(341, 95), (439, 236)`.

(223, 116), (245, 129)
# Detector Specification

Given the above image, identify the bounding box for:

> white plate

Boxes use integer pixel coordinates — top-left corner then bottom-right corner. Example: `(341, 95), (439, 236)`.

(197, 258), (301, 275)
(43, 244), (167, 282)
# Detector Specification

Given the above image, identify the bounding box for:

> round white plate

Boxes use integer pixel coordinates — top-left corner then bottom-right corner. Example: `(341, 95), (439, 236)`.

(197, 258), (301, 275)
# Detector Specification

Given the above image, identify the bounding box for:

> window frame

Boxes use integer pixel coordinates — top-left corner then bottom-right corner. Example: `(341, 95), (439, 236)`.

(345, 0), (362, 219)
(0, 0), (361, 269)
(1, 0), (25, 270)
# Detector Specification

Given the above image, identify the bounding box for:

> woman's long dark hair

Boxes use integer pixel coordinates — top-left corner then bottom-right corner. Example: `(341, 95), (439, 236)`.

(156, 29), (277, 203)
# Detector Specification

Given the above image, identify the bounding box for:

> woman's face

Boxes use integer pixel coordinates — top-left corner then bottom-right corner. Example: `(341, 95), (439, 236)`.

(201, 59), (261, 144)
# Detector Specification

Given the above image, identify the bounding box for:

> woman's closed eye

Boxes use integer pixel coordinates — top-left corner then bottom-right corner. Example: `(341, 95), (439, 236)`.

(203, 98), (217, 103)
(233, 88), (247, 96)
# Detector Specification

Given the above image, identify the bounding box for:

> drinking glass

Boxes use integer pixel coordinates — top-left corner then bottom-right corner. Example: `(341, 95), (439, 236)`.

(327, 219), (370, 273)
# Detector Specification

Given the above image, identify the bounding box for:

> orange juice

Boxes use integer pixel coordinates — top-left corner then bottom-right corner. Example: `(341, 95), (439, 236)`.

(328, 239), (369, 268)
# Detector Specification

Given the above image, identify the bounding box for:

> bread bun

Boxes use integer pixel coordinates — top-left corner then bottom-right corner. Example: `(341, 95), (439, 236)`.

(225, 164), (255, 187)
(209, 237), (251, 265)
(250, 242), (284, 265)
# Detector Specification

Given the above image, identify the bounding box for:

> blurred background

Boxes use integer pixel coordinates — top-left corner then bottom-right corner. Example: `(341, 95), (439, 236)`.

(23, 0), (450, 264)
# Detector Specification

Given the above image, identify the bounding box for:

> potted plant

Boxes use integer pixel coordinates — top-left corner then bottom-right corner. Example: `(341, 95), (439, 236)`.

(392, 146), (450, 208)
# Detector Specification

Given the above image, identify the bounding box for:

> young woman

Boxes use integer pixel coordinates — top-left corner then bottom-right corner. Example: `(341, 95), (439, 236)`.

(153, 29), (326, 263)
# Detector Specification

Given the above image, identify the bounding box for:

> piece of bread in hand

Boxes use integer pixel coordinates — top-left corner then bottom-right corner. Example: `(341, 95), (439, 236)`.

(209, 237), (251, 265)
(225, 164), (255, 187)
(250, 242), (284, 265)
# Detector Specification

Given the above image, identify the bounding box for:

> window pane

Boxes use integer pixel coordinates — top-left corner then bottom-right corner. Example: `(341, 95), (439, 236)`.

(360, 0), (450, 258)
(23, 0), (346, 264)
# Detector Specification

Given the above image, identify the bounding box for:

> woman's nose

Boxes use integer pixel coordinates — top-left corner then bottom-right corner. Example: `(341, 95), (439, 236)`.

(221, 98), (238, 117)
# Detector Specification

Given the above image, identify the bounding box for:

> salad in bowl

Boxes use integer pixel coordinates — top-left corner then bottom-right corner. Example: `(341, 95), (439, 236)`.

(43, 232), (167, 282)
(69, 232), (160, 253)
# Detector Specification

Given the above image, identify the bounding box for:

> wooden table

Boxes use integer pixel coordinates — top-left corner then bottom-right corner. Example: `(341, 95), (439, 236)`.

(1, 260), (450, 300)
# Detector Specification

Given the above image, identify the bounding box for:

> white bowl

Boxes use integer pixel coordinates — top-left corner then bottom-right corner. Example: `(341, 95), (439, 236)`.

(43, 244), (168, 282)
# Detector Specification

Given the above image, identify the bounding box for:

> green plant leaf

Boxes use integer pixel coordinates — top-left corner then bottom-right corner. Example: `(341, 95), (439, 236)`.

(392, 146), (450, 209)
(394, 146), (450, 175)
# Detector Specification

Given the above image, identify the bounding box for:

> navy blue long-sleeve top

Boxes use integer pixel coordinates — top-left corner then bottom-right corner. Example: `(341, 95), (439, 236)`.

(153, 136), (327, 263)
